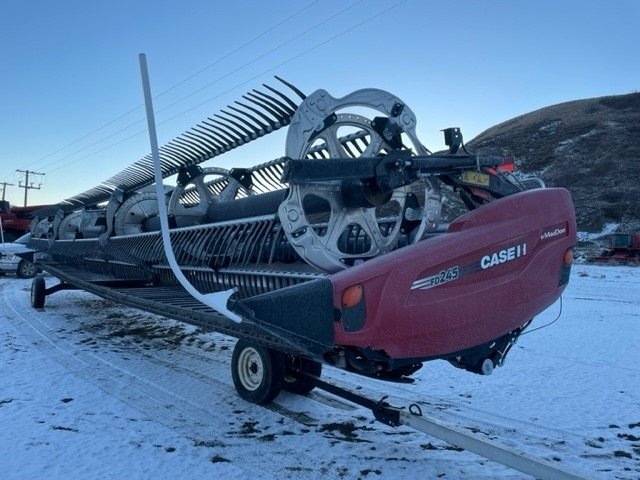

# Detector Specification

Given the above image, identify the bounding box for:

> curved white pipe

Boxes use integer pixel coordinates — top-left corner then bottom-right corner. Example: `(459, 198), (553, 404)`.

(138, 54), (241, 323)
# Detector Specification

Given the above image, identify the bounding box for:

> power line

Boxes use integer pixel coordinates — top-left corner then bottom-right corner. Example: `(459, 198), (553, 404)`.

(160, 0), (406, 125)
(16, 170), (45, 207)
(152, 0), (321, 100)
(32, 1), (361, 175)
(22, 1), (408, 182)
(153, 1), (365, 116)
(0, 182), (14, 201)
(19, 1), (320, 174)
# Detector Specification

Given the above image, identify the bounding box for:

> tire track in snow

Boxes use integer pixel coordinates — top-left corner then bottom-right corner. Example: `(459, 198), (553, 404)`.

(2, 284), (350, 480)
(10, 278), (621, 479)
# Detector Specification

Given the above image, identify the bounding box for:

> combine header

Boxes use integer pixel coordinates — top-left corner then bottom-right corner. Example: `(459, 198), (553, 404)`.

(25, 69), (576, 407)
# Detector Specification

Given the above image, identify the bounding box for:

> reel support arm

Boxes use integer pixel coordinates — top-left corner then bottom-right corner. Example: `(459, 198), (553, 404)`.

(283, 151), (515, 210)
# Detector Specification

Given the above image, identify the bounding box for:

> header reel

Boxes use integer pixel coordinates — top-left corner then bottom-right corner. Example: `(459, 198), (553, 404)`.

(279, 88), (442, 272)
(38, 81), (537, 277)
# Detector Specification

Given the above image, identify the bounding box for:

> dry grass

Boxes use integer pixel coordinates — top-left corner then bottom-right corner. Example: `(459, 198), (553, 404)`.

(467, 92), (640, 231)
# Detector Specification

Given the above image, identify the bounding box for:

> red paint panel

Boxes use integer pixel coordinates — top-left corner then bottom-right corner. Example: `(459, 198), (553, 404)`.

(330, 188), (576, 361)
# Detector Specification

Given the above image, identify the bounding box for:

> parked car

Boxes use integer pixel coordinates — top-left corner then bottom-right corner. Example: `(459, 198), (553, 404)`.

(0, 233), (39, 278)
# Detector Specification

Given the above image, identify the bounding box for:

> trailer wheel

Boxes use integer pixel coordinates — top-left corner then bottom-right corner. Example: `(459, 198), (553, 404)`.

(17, 260), (37, 279)
(284, 356), (322, 395)
(231, 340), (284, 404)
(31, 275), (46, 308)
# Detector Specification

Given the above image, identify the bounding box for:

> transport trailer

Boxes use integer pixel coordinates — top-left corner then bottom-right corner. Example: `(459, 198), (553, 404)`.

(25, 79), (576, 406)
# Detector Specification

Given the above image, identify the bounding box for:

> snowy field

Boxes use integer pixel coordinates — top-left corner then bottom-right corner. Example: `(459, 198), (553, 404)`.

(1, 264), (638, 480)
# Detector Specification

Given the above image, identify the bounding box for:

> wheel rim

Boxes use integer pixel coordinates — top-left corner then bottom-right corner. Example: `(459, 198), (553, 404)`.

(237, 347), (264, 392)
(21, 262), (36, 277)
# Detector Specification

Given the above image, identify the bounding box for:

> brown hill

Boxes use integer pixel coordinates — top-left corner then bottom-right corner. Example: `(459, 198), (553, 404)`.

(467, 92), (640, 232)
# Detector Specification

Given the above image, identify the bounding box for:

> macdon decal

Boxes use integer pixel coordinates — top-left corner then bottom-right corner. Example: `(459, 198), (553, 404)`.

(480, 243), (527, 270)
(540, 227), (567, 241)
(411, 266), (459, 290)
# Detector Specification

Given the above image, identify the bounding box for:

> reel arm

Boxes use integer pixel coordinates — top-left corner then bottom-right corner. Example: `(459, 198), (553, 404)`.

(283, 151), (513, 209)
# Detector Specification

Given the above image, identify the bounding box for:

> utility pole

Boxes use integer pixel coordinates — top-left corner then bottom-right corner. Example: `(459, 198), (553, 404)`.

(0, 182), (14, 201)
(16, 169), (45, 207)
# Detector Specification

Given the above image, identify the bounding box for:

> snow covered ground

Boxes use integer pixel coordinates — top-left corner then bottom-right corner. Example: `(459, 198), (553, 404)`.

(1, 265), (638, 479)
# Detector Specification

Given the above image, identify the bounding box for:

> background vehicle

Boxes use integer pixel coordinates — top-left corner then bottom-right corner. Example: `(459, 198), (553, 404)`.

(0, 201), (52, 242)
(593, 232), (640, 263)
(0, 233), (39, 278)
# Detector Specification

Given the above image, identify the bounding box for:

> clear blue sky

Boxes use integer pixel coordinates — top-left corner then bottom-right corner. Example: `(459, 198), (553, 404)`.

(1, 0), (638, 206)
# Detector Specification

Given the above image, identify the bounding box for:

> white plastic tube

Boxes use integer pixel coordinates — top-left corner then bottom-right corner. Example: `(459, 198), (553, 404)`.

(138, 54), (242, 323)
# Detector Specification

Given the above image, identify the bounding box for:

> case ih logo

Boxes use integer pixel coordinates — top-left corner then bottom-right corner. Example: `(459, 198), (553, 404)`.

(412, 241), (529, 289)
(480, 243), (527, 270)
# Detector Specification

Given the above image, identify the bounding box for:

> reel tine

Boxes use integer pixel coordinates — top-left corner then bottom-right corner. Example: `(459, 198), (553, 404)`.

(236, 100), (276, 129)
(118, 169), (144, 187)
(180, 187), (197, 204)
(202, 119), (241, 146)
(198, 122), (236, 148)
(262, 83), (299, 111)
(161, 144), (193, 164)
(164, 143), (196, 163)
(310, 150), (327, 159)
(227, 104), (268, 131)
(54, 79), (301, 207)
(160, 143), (192, 164)
(274, 75), (306, 100)
(252, 220), (272, 265)
(154, 153), (178, 174)
(350, 136), (366, 155)
(251, 89), (293, 116)
(191, 127), (226, 150)
(171, 138), (207, 159)
(307, 140), (327, 156)
(169, 139), (202, 159)
(128, 163), (150, 178)
(257, 165), (282, 190)
(213, 113), (253, 138)
(184, 131), (223, 153)
(266, 163), (287, 188)
(139, 154), (154, 166)
(123, 165), (147, 184)
(239, 221), (259, 265)
(176, 133), (214, 157)
(220, 108), (263, 135)
(243, 93), (283, 122)
(342, 141), (356, 158)
(208, 116), (246, 141)
(161, 153), (183, 173)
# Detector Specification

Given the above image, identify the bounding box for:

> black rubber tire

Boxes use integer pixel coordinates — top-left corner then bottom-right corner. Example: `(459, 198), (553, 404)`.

(17, 259), (37, 279)
(283, 356), (322, 395)
(231, 340), (284, 404)
(31, 275), (46, 308)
